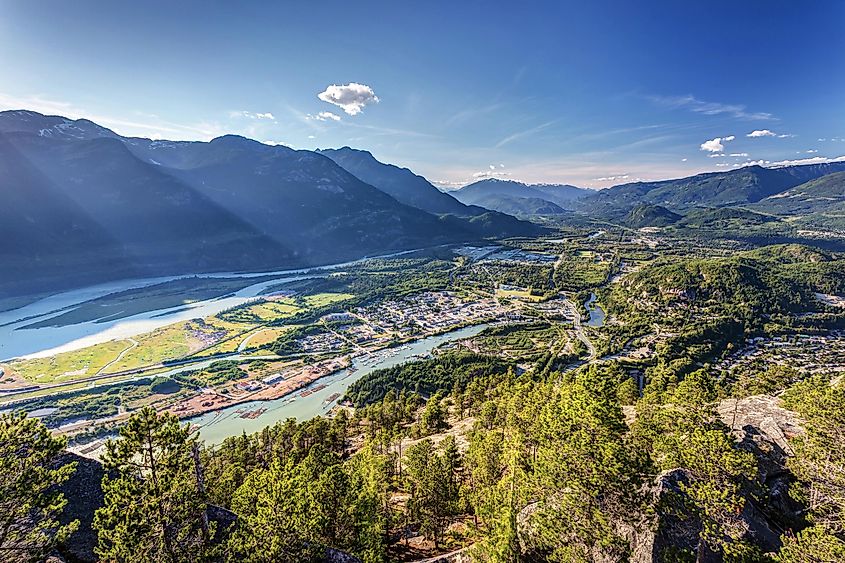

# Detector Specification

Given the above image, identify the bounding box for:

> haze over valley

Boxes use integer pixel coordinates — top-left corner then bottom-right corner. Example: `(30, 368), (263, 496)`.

(2, 2), (845, 562)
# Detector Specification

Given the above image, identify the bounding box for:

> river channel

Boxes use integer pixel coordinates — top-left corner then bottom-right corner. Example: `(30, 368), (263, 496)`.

(188, 323), (490, 445)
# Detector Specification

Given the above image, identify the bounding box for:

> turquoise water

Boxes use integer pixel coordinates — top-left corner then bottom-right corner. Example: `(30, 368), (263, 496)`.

(189, 323), (490, 445)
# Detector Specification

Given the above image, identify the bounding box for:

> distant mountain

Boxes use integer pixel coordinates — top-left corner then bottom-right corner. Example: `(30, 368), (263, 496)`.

(451, 178), (590, 215)
(463, 194), (568, 216)
(318, 147), (468, 215)
(0, 109), (120, 141)
(317, 147), (541, 237)
(623, 204), (681, 228)
(751, 171), (845, 215)
(576, 164), (845, 218)
(0, 110), (531, 297)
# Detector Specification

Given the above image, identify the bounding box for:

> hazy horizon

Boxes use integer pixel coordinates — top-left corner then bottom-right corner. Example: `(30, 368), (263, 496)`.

(1, 0), (843, 188)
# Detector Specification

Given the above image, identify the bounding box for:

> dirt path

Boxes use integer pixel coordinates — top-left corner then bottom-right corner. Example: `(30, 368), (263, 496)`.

(97, 338), (138, 375)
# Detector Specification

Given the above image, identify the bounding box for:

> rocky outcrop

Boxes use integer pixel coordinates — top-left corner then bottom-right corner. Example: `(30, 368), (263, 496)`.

(55, 452), (105, 563)
(51, 452), (235, 562)
(511, 395), (807, 562)
(643, 395), (806, 562)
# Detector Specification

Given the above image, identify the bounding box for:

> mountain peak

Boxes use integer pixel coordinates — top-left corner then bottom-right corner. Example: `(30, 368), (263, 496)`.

(209, 134), (267, 149)
(0, 109), (118, 140)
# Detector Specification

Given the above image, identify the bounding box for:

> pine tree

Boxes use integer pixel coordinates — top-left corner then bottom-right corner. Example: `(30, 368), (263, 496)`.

(0, 412), (78, 561)
(404, 439), (451, 548)
(94, 407), (210, 562)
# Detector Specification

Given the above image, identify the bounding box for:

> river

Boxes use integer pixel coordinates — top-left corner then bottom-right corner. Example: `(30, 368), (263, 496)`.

(187, 323), (490, 445)
(584, 293), (606, 327)
(0, 249), (420, 361)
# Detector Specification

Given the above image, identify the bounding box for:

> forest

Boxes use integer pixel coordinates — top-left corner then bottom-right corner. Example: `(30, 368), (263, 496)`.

(3, 244), (845, 562)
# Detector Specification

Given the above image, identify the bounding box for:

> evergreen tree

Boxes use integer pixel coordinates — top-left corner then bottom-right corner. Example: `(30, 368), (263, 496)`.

(636, 371), (759, 559)
(94, 407), (210, 562)
(778, 376), (845, 558)
(0, 412), (78, 562)
(420, 394), (447, 436)
(404, 439), (452, 548)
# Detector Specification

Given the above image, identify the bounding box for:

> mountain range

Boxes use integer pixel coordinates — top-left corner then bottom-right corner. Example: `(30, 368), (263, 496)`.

(447, 164), (845, 222)
(449, 178), (591, 216)
(0, 110), (538, 297)
(3, 109), (845, 297)
(571, 163), (845, 219)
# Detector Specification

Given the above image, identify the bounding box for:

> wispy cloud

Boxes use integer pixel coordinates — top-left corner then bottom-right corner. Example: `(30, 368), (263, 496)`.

(649, 94), (774, 120)
(747, 129), (775, 137)
(444, 103), (503, 127)
(592, 174), (630, 182)
(306, 111), (341, 122)
(230, 110), (276, 121)
(472, 170), (511, 179)
(495, 120), (556, 148)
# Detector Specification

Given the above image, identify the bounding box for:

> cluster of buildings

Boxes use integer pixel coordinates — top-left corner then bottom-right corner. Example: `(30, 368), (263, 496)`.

(719, 332), (845, 375)
(355, 291), (513, 336)
(298, 330), (348, 354)
(455, 245), (557, 264)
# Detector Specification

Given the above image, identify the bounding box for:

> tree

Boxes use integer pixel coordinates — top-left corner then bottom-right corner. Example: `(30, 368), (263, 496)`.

(0, 412), (78, 562)
(227, 444), (388, 563)
(94, 407), (210, 562)
(733, 364), (800, 397)
(465, 429), (505, 531)
(636, 370), (759, 559)
(226, 458), (320, 563)
(616, 377), (639, 406)
(776, 526), (845, 562)
(420, 394), (447, 436)
(782, 376), (845, 533)
(404, 440), (452, 548)
(528, 369), (645, 561)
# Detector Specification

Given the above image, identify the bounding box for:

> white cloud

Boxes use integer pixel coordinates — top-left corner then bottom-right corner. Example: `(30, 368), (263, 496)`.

(592, 174), (630, 182)
(432, 179), (467, 188)
(768, 155), (845, 167)
(472, 170), (511, 179)
(231, 110), (276, 121)
(818, 138), (826, 141)
(648, 94), (774, 120)
(747, 129), (775, 137)
(729, 152), (749, 157)
(681, 158), (688, 162)
(707, 153), (726, 158)
(777, 134), (794, 138)
(806, 149), (818, 153)
(317, 83), (379, 116)
(306, 111), (341, 122)
(700, 136), (734, 152)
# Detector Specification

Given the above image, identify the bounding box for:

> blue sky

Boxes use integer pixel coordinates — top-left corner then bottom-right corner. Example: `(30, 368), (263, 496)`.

(1, 0), (843, 188)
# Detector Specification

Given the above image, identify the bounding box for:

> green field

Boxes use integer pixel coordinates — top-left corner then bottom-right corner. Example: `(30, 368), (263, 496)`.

(4, 340), (134, 383)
